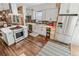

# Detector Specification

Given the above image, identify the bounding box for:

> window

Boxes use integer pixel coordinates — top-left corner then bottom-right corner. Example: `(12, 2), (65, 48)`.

(36, 11), (43, 21)
(13, 15), (19, 23)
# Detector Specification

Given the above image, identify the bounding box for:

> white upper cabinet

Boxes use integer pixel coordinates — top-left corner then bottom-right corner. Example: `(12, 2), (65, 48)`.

(3, 3), (9, 10)
(69, 4), (79, 14)
(26, 8), (33, 16)
(46, 8), (58, 21)
(11, 3), (18, 15)
(0, 4), (3, 11)
(60, 3), (79, 14)
(59, 3), (70, 14)
(0, 3), (9, 11)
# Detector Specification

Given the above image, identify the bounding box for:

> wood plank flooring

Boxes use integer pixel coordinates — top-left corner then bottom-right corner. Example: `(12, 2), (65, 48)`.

(0, 35), (70, 56)
(0, 35), (48, 56)
(71, 44), (79, 56)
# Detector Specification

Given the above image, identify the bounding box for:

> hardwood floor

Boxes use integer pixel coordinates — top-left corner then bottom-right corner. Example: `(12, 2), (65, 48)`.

(0, 35), (48, 56)
(0, 35), (70, 56)
(71, 44), (79, 56)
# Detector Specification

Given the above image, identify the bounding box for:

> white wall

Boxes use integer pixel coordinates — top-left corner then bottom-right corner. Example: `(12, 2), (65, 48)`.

(31, 3), (56, 11)
(30, 3), (58, 21)
(72, 17), (79, 46)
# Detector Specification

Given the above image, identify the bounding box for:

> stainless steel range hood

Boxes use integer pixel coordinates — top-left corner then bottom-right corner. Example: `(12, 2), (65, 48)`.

(59, 14), (78, 16)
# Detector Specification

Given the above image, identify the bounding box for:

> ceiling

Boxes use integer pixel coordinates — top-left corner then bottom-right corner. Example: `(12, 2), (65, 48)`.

(0, 3), (44, 11)
(24, 3), (44, 7)
(16, 3), (43, 8)
(25, 3), (43, 6)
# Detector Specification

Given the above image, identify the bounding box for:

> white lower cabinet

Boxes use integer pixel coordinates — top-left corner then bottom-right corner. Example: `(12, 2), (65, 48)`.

(41, 30), (46, 36)
(50, 30), (55, 39)
(50, 34), (54, 39)
(2, 31), (15, 46)
(23, 26), (28, 38)
(32, 24), (46, 36)
(41, 27), (46, 36)
(7, 32), (15, 45)
(32, 24), (36, 33)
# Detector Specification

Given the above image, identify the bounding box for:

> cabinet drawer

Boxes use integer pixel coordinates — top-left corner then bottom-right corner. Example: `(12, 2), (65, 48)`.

(41, 31), (46, 36)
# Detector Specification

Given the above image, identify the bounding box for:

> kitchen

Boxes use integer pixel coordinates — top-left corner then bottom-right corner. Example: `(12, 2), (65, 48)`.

(0, 3), (79, 56)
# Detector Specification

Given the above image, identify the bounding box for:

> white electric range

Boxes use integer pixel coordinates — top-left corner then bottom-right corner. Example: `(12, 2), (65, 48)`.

(1, 25), (28, 46)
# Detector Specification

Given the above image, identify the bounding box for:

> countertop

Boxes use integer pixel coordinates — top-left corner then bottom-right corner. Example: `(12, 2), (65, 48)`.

(26, 23), (56, 31)
(0, 25), (28, 33)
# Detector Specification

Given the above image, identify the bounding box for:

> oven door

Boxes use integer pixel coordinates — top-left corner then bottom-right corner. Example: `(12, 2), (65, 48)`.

(14, 29), (24, 43)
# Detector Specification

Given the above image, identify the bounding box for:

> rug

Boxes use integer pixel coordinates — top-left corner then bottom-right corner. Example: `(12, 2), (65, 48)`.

(37, 41), (70, 56)
(29, 32), (39, 37)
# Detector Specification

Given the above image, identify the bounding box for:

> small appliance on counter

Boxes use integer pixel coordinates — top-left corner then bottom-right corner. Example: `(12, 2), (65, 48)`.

(48, 21), (56, 30)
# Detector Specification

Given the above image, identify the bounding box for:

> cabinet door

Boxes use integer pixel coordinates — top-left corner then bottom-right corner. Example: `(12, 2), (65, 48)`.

(69, 4), (79, 14)
(59, 3), (70, 14)
(3, 3), (9, 10)
(6, 32), (15, 45)
(32, 24), (36, 32)
(36, 25), (41, 34)
(2, 32), (8, 44)
(60, 3), (79, 14)
(50, 34), (54, 39)
(0, 4), (3, 11)
(41, 27), (46, 36)
(46, 8), (58, 21)
(51, 30), (55, 34)
(24, 26), (28, 38)
(50, 30), (55, 39)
